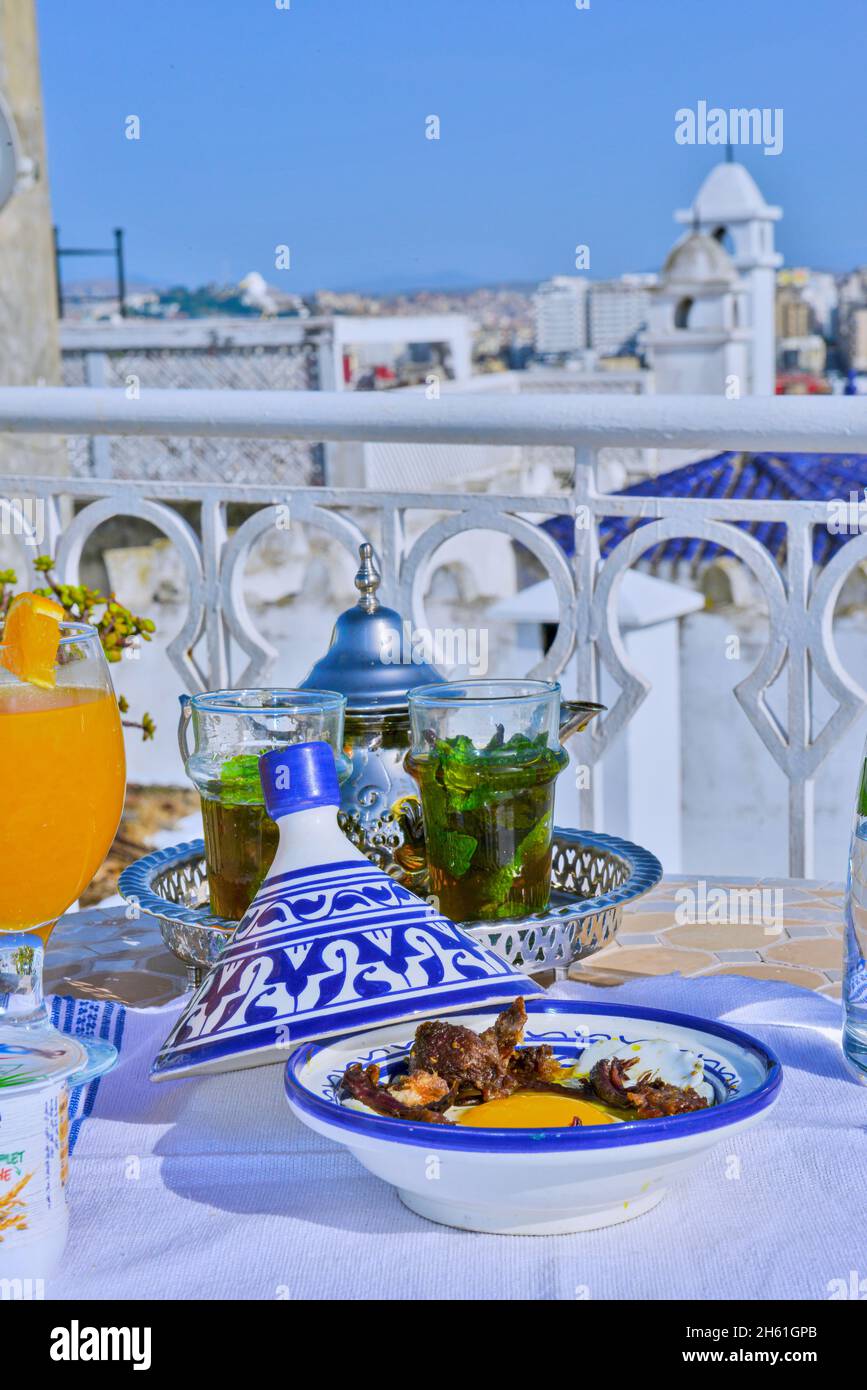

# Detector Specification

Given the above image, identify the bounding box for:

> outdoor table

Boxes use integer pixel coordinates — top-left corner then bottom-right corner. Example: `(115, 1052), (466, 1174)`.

(43, 874), (858, 1302)
(47, 873), (845, 1010)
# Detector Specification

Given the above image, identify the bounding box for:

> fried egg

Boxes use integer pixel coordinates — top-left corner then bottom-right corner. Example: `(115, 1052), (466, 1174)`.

(453, 1090), (619, 1128)
(572, 1038), (714, 1104)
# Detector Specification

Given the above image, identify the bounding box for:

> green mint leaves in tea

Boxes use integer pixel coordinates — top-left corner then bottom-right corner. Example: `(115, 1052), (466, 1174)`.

(408, 727), (567, 922)
(200, 753), (278, 920)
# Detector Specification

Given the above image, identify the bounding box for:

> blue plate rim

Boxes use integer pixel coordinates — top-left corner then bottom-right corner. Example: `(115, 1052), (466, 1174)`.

(283, 998), (783, 1152)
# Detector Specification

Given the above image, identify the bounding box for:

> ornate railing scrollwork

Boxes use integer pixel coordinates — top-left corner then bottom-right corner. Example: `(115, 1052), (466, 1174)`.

(3, 385), (867, 876)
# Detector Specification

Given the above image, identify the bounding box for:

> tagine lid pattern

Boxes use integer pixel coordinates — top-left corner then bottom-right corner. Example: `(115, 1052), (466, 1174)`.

(298, 542), (443, 714)
(151, 741), (542, 1081)
(151, 860), (542, 1080)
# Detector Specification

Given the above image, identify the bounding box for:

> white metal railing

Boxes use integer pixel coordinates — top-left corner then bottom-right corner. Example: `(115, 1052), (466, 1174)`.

(3, 387), (867, 878)
(3, 385), (867, 450)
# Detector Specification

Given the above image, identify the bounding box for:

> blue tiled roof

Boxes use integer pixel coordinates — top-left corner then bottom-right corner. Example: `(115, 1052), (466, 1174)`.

(541, 451), (867, 570)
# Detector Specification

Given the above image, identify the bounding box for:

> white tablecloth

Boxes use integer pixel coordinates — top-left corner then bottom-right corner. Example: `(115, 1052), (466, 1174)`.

(50, 975), (863, 1301)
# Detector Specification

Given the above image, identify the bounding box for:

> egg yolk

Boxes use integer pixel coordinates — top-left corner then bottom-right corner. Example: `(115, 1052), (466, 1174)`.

(456, 1091), (618, 1129)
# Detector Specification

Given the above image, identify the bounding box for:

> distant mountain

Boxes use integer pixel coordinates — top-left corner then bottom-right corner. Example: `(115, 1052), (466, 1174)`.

(60, 274), (157, 296)
(331, 271), (539, 296)
(61, 270), (540, 307)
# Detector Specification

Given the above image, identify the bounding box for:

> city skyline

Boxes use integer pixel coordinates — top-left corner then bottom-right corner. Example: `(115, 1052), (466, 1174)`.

(37, 0), (867, 292)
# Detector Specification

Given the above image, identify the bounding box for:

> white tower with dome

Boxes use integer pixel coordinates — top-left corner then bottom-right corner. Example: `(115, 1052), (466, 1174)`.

(645, 231), (751, 397)
(674, 156), (782, 394)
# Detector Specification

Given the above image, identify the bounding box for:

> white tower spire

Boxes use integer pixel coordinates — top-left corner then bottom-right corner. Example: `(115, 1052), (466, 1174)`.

(675, 161), (782, 395)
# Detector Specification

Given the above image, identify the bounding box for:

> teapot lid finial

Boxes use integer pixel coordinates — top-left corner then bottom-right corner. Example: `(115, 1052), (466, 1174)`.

(354, 542), (380, 614)
(299, 540), (444, 712)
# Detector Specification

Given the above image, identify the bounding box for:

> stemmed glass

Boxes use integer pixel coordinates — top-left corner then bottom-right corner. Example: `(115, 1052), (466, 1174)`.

(0, 621), (126, 1083)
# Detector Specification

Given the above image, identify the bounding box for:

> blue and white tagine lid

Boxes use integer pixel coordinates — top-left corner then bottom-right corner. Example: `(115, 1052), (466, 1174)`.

(151, 742), (542, 1080)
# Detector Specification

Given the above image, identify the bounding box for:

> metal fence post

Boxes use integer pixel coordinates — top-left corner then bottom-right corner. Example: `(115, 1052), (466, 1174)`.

(83, 352), (113, 478)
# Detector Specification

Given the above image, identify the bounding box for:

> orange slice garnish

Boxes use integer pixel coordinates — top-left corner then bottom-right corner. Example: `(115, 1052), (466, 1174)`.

(0, 592), (66, 688)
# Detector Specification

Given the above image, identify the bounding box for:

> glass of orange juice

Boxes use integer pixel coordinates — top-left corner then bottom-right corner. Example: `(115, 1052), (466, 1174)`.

(0, 620), (125, 1082)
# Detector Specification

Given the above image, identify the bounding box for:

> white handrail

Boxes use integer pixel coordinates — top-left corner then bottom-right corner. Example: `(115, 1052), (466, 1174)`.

(0, 387), (866, 451)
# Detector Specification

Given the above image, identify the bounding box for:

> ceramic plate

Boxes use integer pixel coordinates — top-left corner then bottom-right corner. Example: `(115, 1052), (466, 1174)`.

(286, 997), (781, 1150)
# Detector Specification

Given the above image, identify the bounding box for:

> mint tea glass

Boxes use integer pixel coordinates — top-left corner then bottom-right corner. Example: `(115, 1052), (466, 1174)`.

(179, 689), (347, 919)
(406, 679), (571, 923)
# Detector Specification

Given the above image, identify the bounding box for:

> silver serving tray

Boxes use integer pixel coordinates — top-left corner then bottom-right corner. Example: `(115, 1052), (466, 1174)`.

(119, 830), (662, 987)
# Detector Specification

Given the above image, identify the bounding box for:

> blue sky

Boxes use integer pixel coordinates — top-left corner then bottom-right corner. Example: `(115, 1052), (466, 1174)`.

(36, 0), (867, 291)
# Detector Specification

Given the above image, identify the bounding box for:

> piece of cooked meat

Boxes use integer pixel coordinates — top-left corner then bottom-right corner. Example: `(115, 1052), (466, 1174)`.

(480, 997), (527, 1061)
(339, 1001), (533, 1123)
(410, 1019), (512, 1100)
(507, 1047), (594, 1100)
(339, 1063), (453, 1124)
(508, 1041), (570, 1086)
(589, 1056), (709, 1119)
(588, 1055), (636, 1108)
(411, 996), (539, 1102)
(625, 1081), (708, 1118)
(386, 1069), (450, 1108)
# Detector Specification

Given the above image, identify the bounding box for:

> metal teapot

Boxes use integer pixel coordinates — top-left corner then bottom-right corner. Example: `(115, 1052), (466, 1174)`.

(299, 543), (604, 887)
(299, 544), (441, 887)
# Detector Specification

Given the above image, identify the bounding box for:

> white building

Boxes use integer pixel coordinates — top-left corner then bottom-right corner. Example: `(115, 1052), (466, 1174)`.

(588, 274), (657, 356)
(533, 276), (589, 356)
(778, 334), (827, 375)
(844, 307), (867, 372)
(800, 270), (837, 339)
(837, 271), (867, 370)
(837, 267), (867, 309)
(645, 231), (750, 398)
(675, 159), (782, 394)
